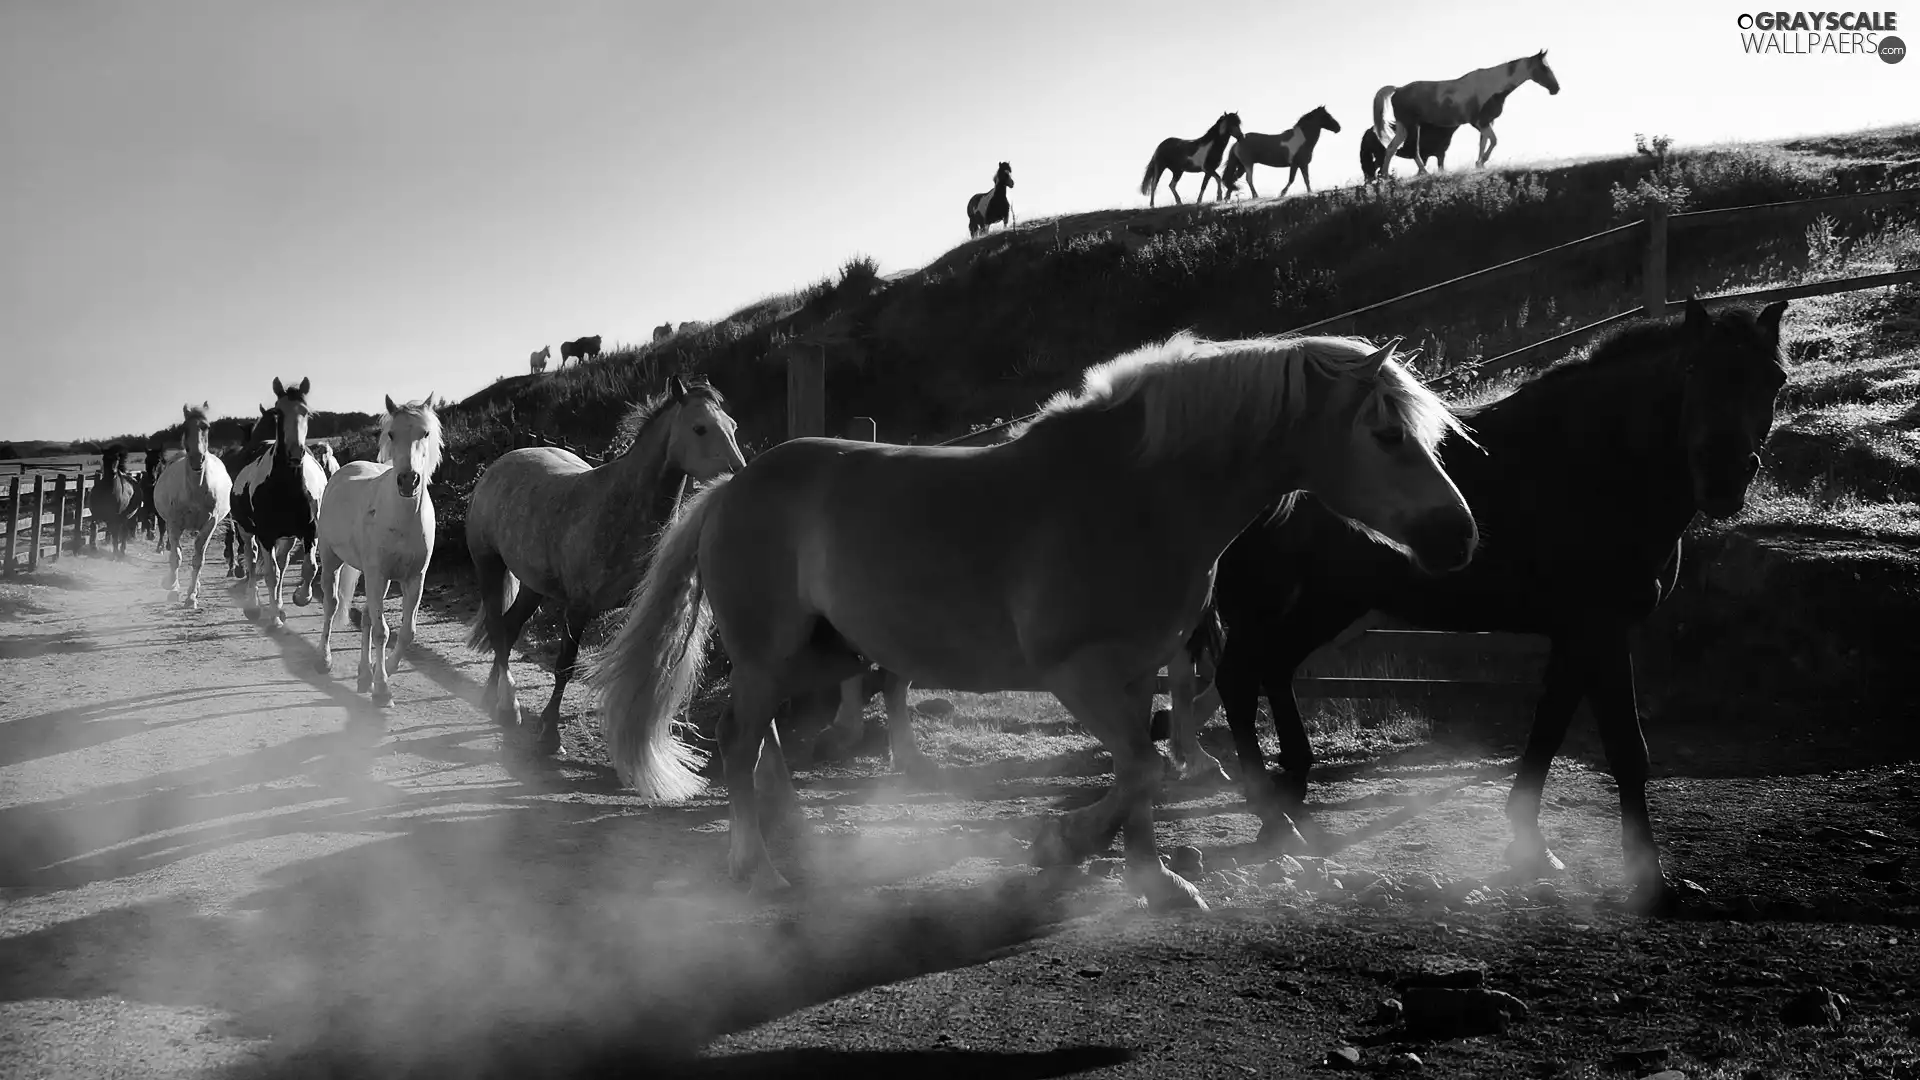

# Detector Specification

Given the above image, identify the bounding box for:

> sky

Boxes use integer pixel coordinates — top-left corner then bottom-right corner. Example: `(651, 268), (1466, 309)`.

(1, 0), (1914, 441)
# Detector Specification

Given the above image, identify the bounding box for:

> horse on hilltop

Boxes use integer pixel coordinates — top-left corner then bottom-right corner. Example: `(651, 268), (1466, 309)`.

(1140, 111), (1243, 206)
(1361, 121), (1458, 182)
(1221, 106), (1341, 200)
(1161, 298), (1789, 914)
(966, 161), (1015, 238)
(653, 323), (673, 345)
(230, 378), (330, 630)
(153, 403), (232, 609)
(464, 375), (746, 756)
(1373, 50), (1560, 179)
(561, 335), (602, 366)
(587, 331), (1478, 910)
(88, 446), (145, 560)
(315, 395), (444, 707)
(530, 346), (551, 374)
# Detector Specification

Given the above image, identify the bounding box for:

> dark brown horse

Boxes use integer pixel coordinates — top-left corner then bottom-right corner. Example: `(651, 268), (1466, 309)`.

(1372, 50), (1559, 179)
(561, 335), (602, 366)
(966, 161), (1015, 237)
(1139, 112), (1243, 206)
(1167, 298), (1788, 914)
(89, 446), (145, 559)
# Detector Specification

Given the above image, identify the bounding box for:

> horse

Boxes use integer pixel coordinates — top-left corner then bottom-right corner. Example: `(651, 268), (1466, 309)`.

(139, 446), (166, 545)
(531, 346), (551, 374)
(1372, 50), (1560, 179)
(653, 323), (673, 345)
(561, 335), (602, 366)
(1162, 298), (1789, 913)
(1139, 111), (1244, 207)
(1220, 106), (1341, 200)
(88, 446), (145, 560)
(221, 407), (279, 580)
(315, 395), (444, 707)
(966, 162), (1015, 238)
(153, 403), (233, 609)
(588, 331), (1479, 910)
(230, 378), (329, 630)
(1360, 121), (1457, 182)
(465, 375), (746, 756)
(308, 442), (339, 478)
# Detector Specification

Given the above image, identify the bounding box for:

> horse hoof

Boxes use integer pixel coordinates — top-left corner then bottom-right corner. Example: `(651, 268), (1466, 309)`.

(318, 657), (332, 675)
(745, 867), (795, 900)
(181, 596), (199, 611)
(1149, 708), (1172, 742)
(1504, 839), (1568, 878)
(1026, 819), (1079, 868)
(373, 689), (394, 708)
(292, 590), (312, 607)
(1133, 865), (1209, 912)
(533, 723), (562, 757)
(356, 672), (373, 693)
(1256, 817), (1312, 854)
(166, 588), (181, 601)
(493, 702), (521, 729)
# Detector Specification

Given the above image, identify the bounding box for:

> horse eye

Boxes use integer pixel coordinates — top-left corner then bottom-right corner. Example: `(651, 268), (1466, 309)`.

(1374, 427), (1406, 447)
(693, 424), (709, 436)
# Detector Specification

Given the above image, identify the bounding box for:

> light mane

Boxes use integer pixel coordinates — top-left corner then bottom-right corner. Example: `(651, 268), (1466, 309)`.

(609, 380), (723, 458)
(378, 397), (444, 478)
(1018, 331), (1471, 463)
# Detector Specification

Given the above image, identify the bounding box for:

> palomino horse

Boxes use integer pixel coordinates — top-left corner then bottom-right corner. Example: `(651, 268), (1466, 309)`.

(589, 332), (1479, 910)
(653, 323), (673, 345)
(1221, 106), (1341, 199)
(966, 162), (1015, 238)
(1373, 50), (1560, 179)
(465, 375), (746, 755)
(140, 446), (166, 545)
(1163, 299), (1789, 912)
(530, 346), (551, 374)
(88, 446), (145, 560)
(1139, 112), (1243, 206)
(221, 407), (279, 580)
(230, 378), (329, 630)
(561, 335), (602, 366)
(154, 403), (233, 609)
(316, 395), (445, 707)
(1361, 121), (1457, 182)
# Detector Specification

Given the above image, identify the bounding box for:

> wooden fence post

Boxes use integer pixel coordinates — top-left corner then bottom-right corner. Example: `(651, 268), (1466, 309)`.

(2, 476), (16, 577)
(85, 476), (97, 552)
(847, 416), (877, 442)
(51, 476), (69, 563)
(1642, 206), (1669, 319)
(28, 474), (45, 572)
(787, 346), (826, 441)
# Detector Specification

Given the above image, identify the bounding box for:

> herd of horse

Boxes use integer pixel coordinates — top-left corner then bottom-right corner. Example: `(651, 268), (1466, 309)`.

(119, 294), (1787, 915)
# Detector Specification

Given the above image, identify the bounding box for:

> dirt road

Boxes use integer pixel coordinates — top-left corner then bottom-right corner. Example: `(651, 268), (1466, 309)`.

(4, 548), (1920, 1079)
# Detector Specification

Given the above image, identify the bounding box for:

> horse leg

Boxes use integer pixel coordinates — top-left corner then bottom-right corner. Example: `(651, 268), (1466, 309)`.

(1380, 127), (1409, 180)
(533, 606), (590, 757)
(392, 568), (425, 671)
(807, 671), (872, 764)
(1214, 639), (1307, 850)
(1167, 172), (1183, 205)
(1044, 668), (1204, 912)
(1164, 658), (1229, 788)
(183, 524), (214, 609)
(316, 544), (344, 674)
(882, 669), (936, 784)
(1503, 639), (1590, 880)
(264, 536), (294, 630)
(162, 526), (182, 598)
(721, 666), (793, 895)
(1586, 637), (1673, 910)
(1245, 165), (1259, 199)
(362, 571), (394, 705)
(488, 587), (544, 727)
(1300, 162), (1312, 193)
(292, 537), (317, 606)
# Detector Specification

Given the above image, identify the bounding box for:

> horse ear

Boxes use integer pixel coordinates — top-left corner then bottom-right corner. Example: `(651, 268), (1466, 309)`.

(298, 377), (310, 395)
(670, 374), (689, 401)
(273, 377), (285, 397)
(259, 404), (270, 417)
(385, 394), (399, 414)
(1362, 338), (1401, 375)
(1759, 301), (1788, 340)
(1683, 296), (1712, 332)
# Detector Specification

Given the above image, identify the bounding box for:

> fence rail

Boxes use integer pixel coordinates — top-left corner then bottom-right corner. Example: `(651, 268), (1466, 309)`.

(780, 183), (1920, 708)
(2, 473), (116, 576)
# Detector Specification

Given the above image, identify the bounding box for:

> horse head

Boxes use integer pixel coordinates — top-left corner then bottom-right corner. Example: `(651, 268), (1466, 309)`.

(382, 393), (443, 499)
(996, 161), (1014, 188)
(271, 377), (313, 449)
(1530, 49), (1560, 94)
(180, 402), (213, 466)
(1219, 112), (1244, 140)
(664, 375), (746, 481)
(1675, 297), (1788, 518)
(1305, 105), (1341, 134)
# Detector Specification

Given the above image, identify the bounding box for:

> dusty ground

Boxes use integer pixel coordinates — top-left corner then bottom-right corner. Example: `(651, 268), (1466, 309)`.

(4, 547), (1920, 1080)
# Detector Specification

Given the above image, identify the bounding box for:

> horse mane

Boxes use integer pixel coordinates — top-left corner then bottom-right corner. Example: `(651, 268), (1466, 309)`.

(1018, 331), (1469, 465)
(609, 378), (724, 457)
(377, 397), (445, 477)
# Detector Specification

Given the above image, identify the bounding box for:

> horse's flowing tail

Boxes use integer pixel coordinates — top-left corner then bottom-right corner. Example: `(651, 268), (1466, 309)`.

(585, 478), (729, 801)
(1372, 85), (1397, 146)
(1138, 152), (1160, 199)
(464, 555), (519, 654)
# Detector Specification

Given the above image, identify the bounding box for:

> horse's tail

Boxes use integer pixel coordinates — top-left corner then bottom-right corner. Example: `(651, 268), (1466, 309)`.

(464, 564), (517, 654)
(1138, 150), (1160, 198)
(586, 477), (729, 800)
(1372, 85), (1397, 145)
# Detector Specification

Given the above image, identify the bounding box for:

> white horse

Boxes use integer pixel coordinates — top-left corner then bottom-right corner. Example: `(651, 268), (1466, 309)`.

(315, 394), (444, 708)
(154, 403), (233, 609)
(530, 346), (550, 375)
